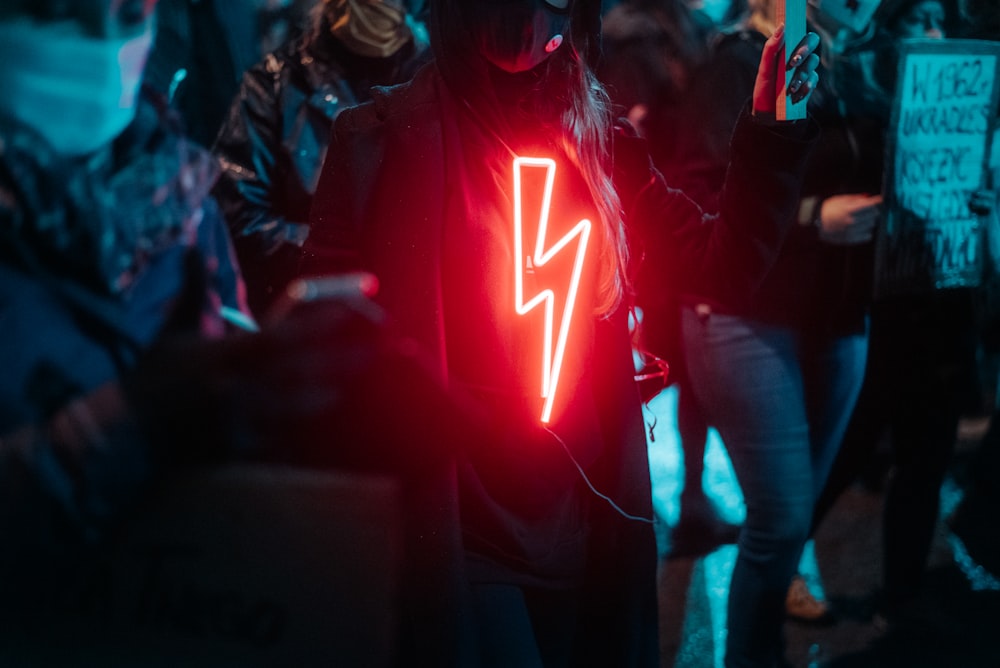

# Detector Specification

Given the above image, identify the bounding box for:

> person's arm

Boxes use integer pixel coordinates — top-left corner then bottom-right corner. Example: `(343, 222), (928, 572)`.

(212, 59), (301, 261)
(213, 57), (318, 315)
(632, 105), (818, 306)
(802, 193), (882, 245)
(0, 270), (394, 553)
(303, 100), (383, 276)
(200, 195), (255, 322)
(664, 33), (762, 211)
(0, 382), (153, 553)
(631, 26), (821, 306)
(708, 103), (819, 298)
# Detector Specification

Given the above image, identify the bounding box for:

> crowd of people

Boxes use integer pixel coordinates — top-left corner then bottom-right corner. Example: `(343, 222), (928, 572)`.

(0, 0), (997, 667)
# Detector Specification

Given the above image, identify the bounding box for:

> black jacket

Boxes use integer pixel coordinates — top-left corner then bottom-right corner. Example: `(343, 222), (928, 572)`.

(213, 30), (426, 316)
(0, 96), (246, 590)
(664, 28), (879, 339)
(304, 61), (816, 666)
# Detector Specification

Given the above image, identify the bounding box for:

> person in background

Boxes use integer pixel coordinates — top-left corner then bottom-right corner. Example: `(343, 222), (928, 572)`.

(257, 0), (314, 54)
(598, 0), (715, 145)
(143, 0), (275, 148)
(303, 0), (821, 663)
(599, 0), (744, 561)
(945, 0), (1000, 586)
(212, 0), (428, 316)
(956, 0), (1000, 39)
(0, 1), (474, 662)
(810, 0), (998, 630)
(660, 0), (885, 656)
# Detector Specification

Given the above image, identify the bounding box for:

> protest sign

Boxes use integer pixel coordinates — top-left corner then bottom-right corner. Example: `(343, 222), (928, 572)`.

(876, 38), (1000, 297)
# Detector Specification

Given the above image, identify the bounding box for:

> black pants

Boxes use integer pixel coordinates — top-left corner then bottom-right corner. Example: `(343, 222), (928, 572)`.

(812, 292), (977, 608)
(470, 583), (579, 668)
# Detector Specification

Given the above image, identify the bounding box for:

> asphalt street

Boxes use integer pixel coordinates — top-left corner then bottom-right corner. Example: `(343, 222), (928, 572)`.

(645, 387), (1000, 668)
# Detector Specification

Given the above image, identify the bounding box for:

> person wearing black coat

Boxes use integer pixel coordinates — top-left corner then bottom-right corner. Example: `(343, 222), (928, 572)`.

(652, 0), (885, 654)
(303, 0), (821, 664)
(0, 3), (470, 663)
(213, 0), (429, 316)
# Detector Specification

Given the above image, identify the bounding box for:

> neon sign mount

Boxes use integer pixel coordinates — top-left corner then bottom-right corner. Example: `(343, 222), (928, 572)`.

(512, 156), (591, 423)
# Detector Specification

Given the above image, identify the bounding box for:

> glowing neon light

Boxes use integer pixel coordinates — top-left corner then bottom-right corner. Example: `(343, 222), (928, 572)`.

(513, 156), (591, 423)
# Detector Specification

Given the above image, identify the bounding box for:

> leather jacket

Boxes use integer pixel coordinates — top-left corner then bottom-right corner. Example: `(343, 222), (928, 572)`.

(212, 29), (424, 316)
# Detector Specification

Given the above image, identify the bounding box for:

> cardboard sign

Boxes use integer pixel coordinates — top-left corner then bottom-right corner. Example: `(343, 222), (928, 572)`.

(876, 39), (1000, 297)
(0, 466), (403, 667)
(776, 0), (808, 120)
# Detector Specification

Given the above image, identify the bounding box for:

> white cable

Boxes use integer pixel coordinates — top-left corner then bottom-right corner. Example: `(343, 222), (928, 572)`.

(545, 427), (654, 524)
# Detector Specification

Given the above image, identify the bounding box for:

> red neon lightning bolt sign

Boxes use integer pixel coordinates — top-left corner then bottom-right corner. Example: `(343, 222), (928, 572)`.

(513, 156), (592, 423)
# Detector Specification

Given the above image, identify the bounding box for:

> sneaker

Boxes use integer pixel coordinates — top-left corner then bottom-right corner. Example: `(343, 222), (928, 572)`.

(785, 574), (834, 625)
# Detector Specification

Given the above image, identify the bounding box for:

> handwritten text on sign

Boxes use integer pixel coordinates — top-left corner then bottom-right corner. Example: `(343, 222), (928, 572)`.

(879, 40), (1000, 295)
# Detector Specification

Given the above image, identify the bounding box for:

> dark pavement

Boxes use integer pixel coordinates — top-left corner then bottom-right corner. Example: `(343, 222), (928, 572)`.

(645, 387), (1000, 668)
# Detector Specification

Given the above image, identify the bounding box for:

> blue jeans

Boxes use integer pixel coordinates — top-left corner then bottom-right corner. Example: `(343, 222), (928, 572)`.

(681, 306), (867, 667)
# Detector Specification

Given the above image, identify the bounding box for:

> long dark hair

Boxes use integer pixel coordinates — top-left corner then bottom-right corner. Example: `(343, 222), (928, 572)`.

(429, 0), (630, 317)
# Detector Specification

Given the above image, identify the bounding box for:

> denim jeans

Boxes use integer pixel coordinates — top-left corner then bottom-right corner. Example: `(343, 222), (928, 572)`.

(681, 306), (868, 667)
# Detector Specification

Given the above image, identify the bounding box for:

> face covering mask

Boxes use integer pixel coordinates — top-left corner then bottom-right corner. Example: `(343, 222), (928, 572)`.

(469, 0), (573, 73)
(329, 0), (412, 58)
(0, 19), (153, 157)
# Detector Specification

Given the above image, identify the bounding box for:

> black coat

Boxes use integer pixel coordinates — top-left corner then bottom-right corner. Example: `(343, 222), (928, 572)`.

(663, 28), (879, 339)
(212, 30), (427, 316)
(0, 97), (246, 596)
(304, 61), (816, 665)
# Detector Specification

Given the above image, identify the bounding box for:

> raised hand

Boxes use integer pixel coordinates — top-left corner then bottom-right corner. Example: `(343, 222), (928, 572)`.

(753, 24), (821, 117)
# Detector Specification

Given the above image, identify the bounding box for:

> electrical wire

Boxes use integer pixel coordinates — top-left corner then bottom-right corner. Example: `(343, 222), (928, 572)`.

(545, 426), (654, 525)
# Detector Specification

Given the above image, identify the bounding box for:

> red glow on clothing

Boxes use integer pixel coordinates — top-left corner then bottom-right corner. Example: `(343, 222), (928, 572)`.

(512, 156), (591, 423)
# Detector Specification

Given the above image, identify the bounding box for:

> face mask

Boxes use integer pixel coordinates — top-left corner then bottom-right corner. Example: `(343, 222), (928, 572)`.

(329, 0), (412, 58)
(469, 0), (573, 73)
(0, 19), (153, 157)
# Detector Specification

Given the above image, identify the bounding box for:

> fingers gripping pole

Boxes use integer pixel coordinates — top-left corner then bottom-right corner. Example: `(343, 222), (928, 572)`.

(777, 0), (808, 120)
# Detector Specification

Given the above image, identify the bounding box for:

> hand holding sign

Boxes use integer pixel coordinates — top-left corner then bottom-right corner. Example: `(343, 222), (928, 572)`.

(877, 39), (1000, 295)
(968, 188), (998, 217)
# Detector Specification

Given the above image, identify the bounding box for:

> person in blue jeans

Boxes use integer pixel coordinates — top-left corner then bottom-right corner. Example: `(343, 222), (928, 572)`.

(681, 309), (868, 654)
(809, 0), (998, 629)
(302, 0), (822, 663)
(663, 0), (884, 663)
